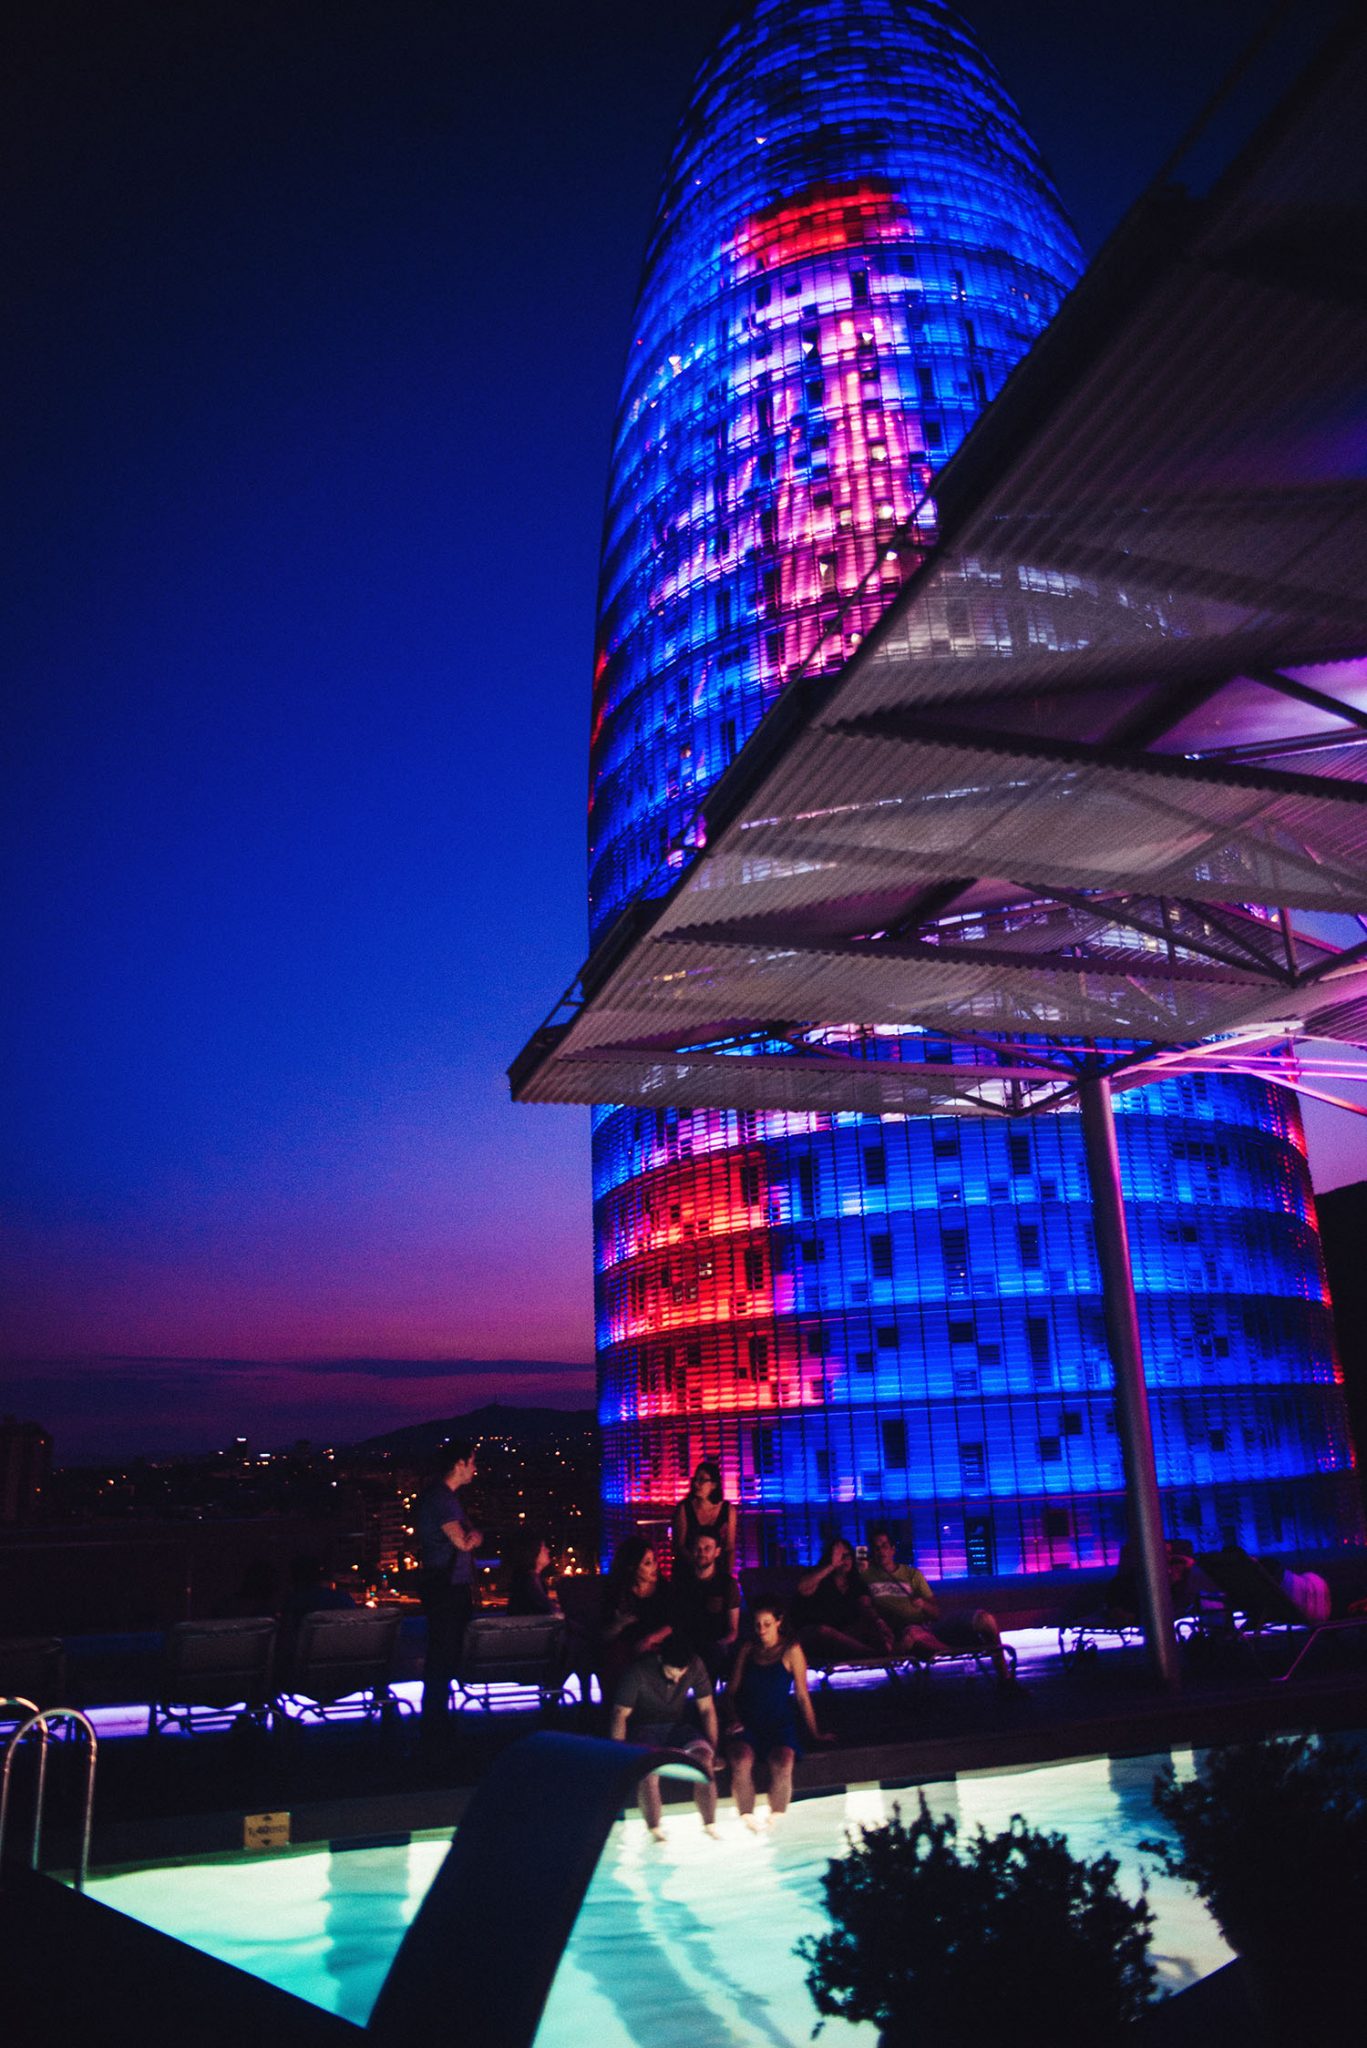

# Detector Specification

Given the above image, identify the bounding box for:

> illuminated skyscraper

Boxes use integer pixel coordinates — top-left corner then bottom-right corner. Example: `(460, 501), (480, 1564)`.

(588, 0), (1360, 1571)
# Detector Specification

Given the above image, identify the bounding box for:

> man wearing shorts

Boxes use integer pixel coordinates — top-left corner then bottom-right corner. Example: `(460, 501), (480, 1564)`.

(864, 1528), (1014, 1683)
(610, 1630), (721, 1838)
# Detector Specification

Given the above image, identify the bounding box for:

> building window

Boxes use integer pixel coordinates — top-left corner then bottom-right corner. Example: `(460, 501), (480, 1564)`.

(965, 1516), (994, 1573)
(798, 1156), (817, 1216)
(1027, 1316), (1052, 1385)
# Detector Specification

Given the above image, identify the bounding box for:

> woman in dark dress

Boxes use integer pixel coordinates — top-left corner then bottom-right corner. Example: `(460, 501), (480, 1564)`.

(672, 1460), (738, 1570)
(600, 1535), (672, 1694)
(725, 1598), (832, 1827)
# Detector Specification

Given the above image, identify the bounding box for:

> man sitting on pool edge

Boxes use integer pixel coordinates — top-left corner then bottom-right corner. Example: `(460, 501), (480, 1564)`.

(610, 1630), (722, 1840)
(862, 1528), (1015, 1684)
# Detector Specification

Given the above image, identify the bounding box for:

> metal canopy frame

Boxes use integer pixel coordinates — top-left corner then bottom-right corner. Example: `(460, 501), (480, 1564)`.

(513, 15), (1367, 1121)
(511, 14), (1367, 1688)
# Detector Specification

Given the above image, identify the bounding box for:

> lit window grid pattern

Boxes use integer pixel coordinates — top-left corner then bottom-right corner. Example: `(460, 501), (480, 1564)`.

(588, 0), (1083, 936)
(593, 1077), (1360, 1573)
(586, 0), (1363, 1572)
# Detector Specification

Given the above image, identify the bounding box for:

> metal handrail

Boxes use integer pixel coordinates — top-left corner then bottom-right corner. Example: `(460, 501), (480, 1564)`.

(0, 1707), (98, 1890)
(0, 1694), (41, 1872)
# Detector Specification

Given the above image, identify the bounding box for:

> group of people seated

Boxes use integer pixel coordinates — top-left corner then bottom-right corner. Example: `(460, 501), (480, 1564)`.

(606, 1590), (831, 1839)
(603, 1461), (1013, 1837)
(799, 1529), (1014, 1684)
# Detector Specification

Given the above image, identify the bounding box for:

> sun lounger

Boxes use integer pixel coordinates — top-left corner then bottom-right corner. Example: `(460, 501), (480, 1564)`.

(1196, 1548), (1367, 1681)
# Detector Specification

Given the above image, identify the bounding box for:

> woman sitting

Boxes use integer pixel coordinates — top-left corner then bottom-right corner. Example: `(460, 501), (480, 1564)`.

(672, 1460), (737, 1571)
(724, 1598), (832, 1829)
(794, 1537), (895, 1666)
(600, 1535), (672, 1694)
(503, 1531), (559, 1615)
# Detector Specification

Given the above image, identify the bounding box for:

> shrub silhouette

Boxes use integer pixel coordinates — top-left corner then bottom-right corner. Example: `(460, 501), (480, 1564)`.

(798, 1792), (1155, 2045)
(1144, 1734), (1367, 2037)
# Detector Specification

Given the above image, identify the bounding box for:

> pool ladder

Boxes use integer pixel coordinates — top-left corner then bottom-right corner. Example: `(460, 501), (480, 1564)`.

(0, 1700), (98, 1890)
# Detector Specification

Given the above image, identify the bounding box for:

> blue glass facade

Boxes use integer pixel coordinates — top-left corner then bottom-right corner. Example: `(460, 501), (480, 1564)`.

(587, 0), (1362, 1569)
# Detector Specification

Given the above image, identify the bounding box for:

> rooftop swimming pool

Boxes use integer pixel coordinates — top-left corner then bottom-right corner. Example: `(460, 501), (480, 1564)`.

(85, 1746), (1241, 2044)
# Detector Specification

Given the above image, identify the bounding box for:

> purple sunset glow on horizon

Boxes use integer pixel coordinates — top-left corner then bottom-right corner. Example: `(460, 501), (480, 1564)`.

(4, 0), (1361, 1461)
(4, 1355), (597, 1463)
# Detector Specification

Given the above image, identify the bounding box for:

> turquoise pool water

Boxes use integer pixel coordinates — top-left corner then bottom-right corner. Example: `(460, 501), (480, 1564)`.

(88, 1750), (1235, 2044)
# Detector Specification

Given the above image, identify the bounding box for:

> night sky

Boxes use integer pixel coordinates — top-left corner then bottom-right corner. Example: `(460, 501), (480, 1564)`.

(6, 0), (1362, 1459)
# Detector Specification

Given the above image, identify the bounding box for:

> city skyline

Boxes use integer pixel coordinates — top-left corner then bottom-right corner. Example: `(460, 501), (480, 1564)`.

(4, 1353), (598, 1464)
(6, 0), (1362, 1457)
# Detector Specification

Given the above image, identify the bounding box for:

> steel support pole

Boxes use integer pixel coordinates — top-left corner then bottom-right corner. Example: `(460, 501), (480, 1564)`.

(1078, 1070), (1181, 1691)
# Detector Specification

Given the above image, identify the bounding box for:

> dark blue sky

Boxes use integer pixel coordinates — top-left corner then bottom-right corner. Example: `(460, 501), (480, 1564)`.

(5, 0), (1361, 1456)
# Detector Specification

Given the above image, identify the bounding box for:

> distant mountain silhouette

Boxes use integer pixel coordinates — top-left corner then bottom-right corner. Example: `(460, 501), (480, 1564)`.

(354, 1401), (597, 1459)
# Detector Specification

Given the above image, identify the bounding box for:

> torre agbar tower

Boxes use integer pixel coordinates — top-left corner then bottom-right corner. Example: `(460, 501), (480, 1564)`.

(587, 0), (1361, 1572)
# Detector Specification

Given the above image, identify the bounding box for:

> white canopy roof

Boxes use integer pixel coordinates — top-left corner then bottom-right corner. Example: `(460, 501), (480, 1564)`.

(513, 17), (1367, 1120)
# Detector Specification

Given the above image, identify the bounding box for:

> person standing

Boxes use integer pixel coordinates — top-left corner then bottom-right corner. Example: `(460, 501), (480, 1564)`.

(672, 1459), (737, 1570)
(414, 1440), (482, 1745)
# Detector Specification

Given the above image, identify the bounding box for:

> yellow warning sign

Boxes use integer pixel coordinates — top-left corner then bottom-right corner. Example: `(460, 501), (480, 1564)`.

(243, 1810), (291, 1851)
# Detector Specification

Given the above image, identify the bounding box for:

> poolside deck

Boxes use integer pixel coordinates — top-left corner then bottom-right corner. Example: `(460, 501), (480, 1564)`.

(20, 1622), (1367, 1872)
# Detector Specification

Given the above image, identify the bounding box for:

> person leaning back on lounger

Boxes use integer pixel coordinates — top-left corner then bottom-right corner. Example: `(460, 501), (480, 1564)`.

(863, 1528), (1015, 1684)
(610, 1630), (721, 1841)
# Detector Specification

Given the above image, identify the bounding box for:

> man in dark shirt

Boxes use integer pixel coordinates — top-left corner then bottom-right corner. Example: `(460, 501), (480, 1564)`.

(414, 1440), (482, 1744)
(610, 1632), (721, 1839)
(669, 1530), (742, 1680)
(795, 1537), (895, 1665)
